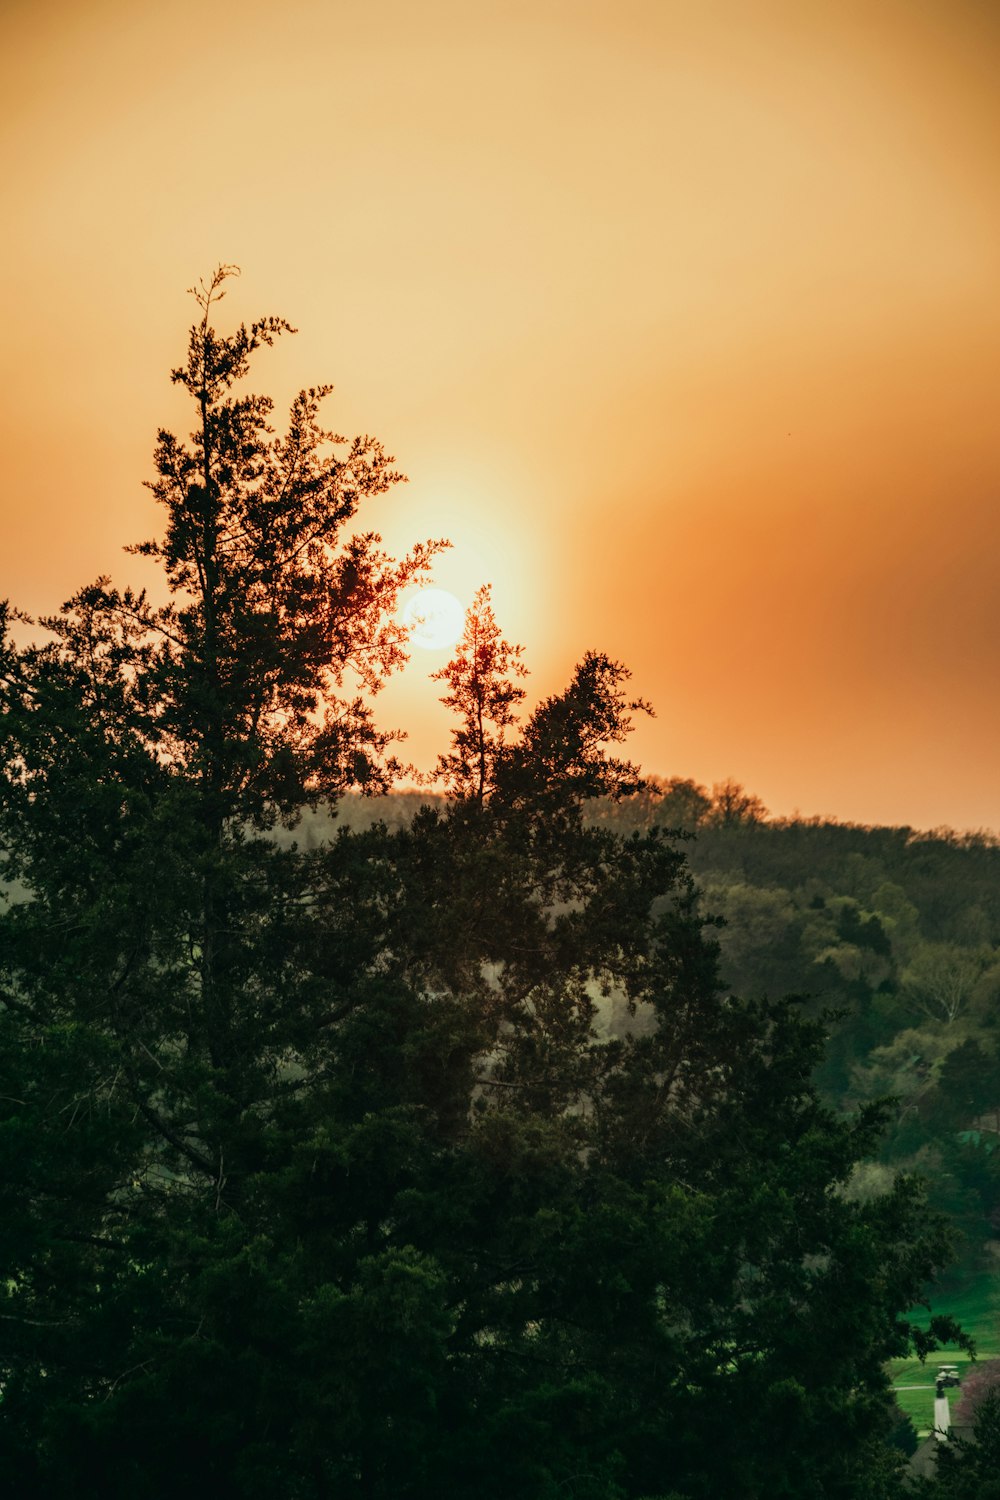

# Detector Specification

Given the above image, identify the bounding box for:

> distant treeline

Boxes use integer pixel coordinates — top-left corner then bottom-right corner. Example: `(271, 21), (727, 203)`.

(592, 777), (1000, 1270)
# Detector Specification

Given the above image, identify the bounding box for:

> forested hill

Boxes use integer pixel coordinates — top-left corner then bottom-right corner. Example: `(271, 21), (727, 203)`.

(590, 778), (1000, 1268)
(312, 776), (1000, 1267)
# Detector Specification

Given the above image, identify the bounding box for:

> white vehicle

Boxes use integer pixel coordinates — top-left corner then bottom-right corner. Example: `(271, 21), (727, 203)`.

(935, 1365), (961, 1389)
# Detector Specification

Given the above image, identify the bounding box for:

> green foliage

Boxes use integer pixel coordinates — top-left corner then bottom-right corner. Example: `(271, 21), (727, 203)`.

(0, 278), (969, 1497)
(586, 783), (1000, 1270)
(914, 1390), (1000, 1499)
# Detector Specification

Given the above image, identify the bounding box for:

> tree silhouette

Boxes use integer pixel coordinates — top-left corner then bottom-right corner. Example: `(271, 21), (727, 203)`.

(0, 273), (968, 1499)
(432, 583), (526, 805)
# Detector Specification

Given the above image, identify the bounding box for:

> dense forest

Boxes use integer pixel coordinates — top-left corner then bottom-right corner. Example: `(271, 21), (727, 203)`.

(604, 781), (1000, 1275)
(295, 781), (1000, 1277)
(2, 272), (996, 1497)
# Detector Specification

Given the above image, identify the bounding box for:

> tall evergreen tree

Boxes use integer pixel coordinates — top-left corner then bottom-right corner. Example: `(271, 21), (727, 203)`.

(432, 583), (526, 805)
(0, 273), (964, 1497)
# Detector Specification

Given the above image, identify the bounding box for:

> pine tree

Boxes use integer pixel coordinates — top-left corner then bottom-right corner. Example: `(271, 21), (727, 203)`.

(0, 273), (966, 1497)
(432, 583), (526, 805)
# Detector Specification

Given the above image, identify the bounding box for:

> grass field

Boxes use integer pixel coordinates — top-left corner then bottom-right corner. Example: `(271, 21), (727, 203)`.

(890, 1267), (1000, 1435)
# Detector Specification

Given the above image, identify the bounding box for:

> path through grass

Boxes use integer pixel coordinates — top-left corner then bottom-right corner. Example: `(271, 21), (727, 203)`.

(890, 1266), (1000, 1436)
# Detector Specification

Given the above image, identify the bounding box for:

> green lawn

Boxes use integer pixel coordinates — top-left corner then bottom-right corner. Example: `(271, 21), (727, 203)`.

(889, 1267), (1000, 1436)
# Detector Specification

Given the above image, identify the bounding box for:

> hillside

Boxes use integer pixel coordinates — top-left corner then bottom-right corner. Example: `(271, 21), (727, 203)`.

(299, 777), (1000, 1271)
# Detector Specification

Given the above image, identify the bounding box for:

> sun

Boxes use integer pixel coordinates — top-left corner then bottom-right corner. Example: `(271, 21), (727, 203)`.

(400, 588), (465, 651)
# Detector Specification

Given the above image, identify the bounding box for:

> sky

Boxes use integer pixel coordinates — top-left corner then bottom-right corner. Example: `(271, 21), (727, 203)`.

(2, 0), (999, 831)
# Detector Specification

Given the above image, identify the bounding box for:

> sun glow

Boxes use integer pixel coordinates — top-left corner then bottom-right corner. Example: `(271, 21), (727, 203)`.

(400, 587), (465, 651)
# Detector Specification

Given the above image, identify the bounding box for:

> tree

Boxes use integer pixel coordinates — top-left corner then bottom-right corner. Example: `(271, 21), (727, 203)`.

(707, 777), (768, 828)
(954, 1359), (1000, 1428)
(432, 582), (526, 805)
(0, 265), (441, 1493)
(657, 775), (712, 831)
(903, 944), (992, 1026)
(916, 1387), (1000, 1500)
(930, 1039), (1000, 1133)
(0, 272), (967, 1498)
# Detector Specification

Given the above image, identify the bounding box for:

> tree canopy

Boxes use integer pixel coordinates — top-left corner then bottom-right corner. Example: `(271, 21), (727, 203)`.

(0, 271), (968, 1498)
(583, 781), (1000, 1271)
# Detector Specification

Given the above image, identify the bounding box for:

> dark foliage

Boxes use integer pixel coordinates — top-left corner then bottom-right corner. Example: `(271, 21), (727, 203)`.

(0, 274), (965, 1498)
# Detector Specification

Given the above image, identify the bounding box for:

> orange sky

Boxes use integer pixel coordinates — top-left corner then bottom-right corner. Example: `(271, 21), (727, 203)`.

(2, 0), (999, 830)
